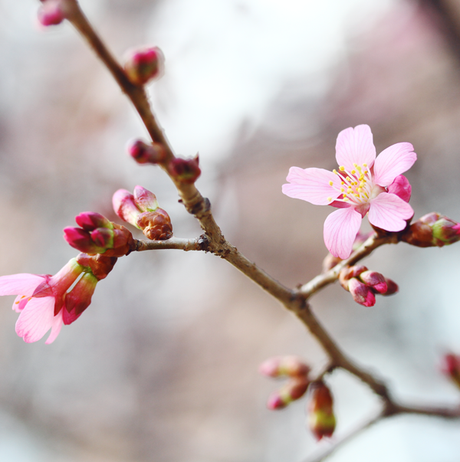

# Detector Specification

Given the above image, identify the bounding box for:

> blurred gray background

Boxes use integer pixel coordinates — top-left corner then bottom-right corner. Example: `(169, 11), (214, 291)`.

(0, 0), (460, 461)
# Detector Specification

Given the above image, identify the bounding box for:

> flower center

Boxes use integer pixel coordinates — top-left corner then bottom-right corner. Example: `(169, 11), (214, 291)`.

(328, 163), (373, 206)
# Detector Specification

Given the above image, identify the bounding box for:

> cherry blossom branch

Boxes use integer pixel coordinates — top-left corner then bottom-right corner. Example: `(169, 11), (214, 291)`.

(299, 232), (398, 298)
(53, 0), (460, 456)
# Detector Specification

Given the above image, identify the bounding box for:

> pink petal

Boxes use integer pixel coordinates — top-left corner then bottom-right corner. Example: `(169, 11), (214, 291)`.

(373, 142), (416, 187)
(335, 125), (376, 171)
(282, 167), (341, 205)
(45, 310), (64, 344)
(323, 207), (363, 259)
(387, 175), (411, 202)
(0, 274), (44, 296)
(15, 296), (56, 343)
(368, 193), (414, 232)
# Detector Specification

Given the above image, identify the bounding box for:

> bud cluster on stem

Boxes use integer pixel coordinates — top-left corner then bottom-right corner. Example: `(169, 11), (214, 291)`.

(259, 356), (310, 410)
(112, 185), (173, 240)
(402, 212), (460, 247)
(64, 212), (135, 257)
(339, 265), (398, 307)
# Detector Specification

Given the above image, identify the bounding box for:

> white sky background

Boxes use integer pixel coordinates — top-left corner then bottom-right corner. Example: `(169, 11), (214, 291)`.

(146, 0), (399, 162)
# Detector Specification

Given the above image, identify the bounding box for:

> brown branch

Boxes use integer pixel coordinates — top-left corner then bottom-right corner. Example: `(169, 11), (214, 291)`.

(133, 237), (206, 252)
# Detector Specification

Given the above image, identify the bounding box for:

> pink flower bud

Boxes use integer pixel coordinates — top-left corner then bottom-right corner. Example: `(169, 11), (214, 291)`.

(37, 0), (65, 27)
(382, 277), (398, 295)
(359, 270), (387, 294)
(65, 213), (134, 257)
(266, 377), (310, 410)
(112, 189), (142, 227)
(134, 185), (159, 212)
(259, 356), (310, 378)
(124, 46), (164, 86)
(75, 212), (112, 231)
(168, 155), (201, 184)
(64, 227), (106, 254)
(348, 278), (376, 307)
(307, 381), (336, 441)
(90, 228), (114, 248)
(63, 272), (98, 324)
(114, 187), (173, 240)
(128, 139), (166, 165)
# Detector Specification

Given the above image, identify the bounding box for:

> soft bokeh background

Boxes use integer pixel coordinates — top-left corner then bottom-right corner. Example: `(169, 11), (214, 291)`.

(1, 0), (460, 461)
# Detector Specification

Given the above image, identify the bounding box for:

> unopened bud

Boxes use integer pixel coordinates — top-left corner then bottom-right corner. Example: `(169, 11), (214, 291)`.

(124, 46), (164, 86)
(63, 272), (98, 324)
(348, 278), (376, 307)
(259, 356), (310, 378)
(382, 277), (398, 295)
(168, 155), (201, 184)
(359, 270), (387, 294)
(307, 381), (336, 440)
(266, 377), (310, 410)
(64, 212), (134, 257)
(113, 187), (173, 240)
(112, 189), (140, 227)
(441, 353), (460, 389)
(133, 185), (159, 212)
(37, 0), (65, 26)
(128, 139), (166, 165)
(402, 212), (460, 247)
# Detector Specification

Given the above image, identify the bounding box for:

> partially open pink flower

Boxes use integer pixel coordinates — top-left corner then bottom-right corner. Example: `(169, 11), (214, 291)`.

(0, 258), (98, 344)
(282, 125), (417, 258)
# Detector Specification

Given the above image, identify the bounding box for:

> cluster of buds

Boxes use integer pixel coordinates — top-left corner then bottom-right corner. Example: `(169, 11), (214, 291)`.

(167, 155), (201, 184)
(128, 139), (166, 165)
(307, 381), (336, 440)
(339, 265), (398, 307)
(402, 212), (460, 248)
(441, 353), (460, 389)
(259, 356), (310, 410)
(64, 212), (135, 257)
(37, 0), (66, 27)
(112, 185), (173, 240)
(124, 46), (164, 86)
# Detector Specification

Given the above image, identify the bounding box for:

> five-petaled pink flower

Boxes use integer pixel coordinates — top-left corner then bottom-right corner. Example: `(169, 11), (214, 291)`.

(0, 258), (97, 344)
(282, 125), (417, 259)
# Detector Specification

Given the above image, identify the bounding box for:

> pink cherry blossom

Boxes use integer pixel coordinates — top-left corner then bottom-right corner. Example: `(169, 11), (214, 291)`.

(282, 125), (417, 259)
(0, 258), (96, 344)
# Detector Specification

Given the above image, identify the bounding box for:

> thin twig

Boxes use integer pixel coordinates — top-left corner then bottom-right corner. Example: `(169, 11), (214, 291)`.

(134, 237), (205, 252)
(301, 410), (384, 462)
(299, 233), (398, 298)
